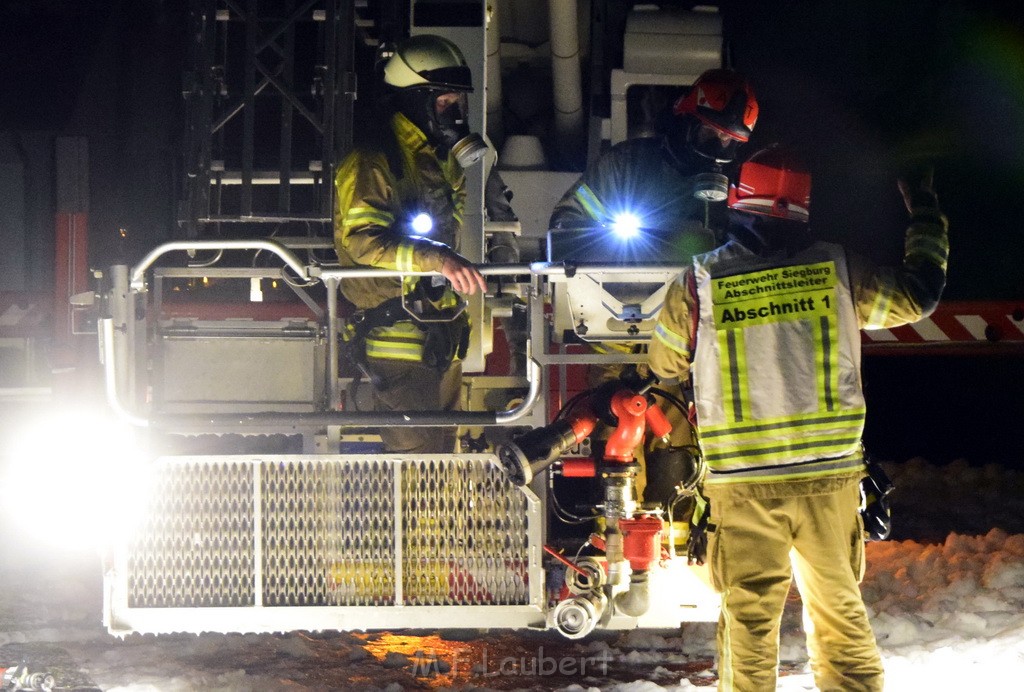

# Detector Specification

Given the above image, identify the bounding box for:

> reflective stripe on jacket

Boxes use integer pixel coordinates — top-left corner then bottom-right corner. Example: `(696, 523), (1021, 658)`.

(333, 111), (466, 311)
(692, 242), (867, 483)
(365, 322), (426, 362)
(333, 111), (467, 362)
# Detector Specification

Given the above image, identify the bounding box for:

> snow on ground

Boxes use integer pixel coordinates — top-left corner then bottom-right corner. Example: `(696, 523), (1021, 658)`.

(1, 457), (1023, 691)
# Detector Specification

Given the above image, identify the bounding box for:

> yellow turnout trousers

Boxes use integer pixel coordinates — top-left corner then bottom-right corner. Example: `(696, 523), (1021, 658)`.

(706, 474), (884, 691)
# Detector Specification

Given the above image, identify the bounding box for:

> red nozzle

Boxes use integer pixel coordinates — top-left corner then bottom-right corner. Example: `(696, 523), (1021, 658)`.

(645, 399), (672, 439)
(604, 391), (648, 462)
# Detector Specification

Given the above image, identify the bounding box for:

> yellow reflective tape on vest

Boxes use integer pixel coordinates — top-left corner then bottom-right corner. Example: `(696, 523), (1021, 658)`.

(704, 452), (865, 484)
(699, 408), (867, 441)
(812, 314), (841, 413)
(703, 431), (864, 468)
(717, 327), (751, 423)
(699, 408), (866, 470)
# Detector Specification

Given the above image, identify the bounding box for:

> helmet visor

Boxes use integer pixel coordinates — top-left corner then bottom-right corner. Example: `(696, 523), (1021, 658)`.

(435, 91), (469, 122)
(690, 122), (741, 162)
(419, 65), (473, 92)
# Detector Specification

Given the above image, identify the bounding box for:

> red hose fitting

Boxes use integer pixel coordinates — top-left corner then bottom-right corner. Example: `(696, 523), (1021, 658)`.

(604, 391), (648, 462)
(561, 458), (597, 477)
(620, 516), (663, 572)
(645, 399), (672, 440)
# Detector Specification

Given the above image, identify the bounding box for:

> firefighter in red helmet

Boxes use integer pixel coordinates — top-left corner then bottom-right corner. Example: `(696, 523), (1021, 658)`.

(649, 145), (949, 691)
(551, 67), (759, 232)
(547, 68), (759, 534)
(670, 67), (759, 165)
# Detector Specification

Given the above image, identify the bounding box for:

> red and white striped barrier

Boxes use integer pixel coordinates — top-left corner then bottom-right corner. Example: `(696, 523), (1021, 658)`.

(862, 301), (1024, 354)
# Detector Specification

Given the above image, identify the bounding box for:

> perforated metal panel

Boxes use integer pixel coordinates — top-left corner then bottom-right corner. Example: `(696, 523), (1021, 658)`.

(115, 454), (539, 632)
(263, 459), (395, 607)
(400, 459), (530, 606)
(128, 460), (255, 608)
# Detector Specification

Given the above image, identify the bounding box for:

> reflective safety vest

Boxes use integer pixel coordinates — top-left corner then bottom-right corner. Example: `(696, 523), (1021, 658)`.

(691, 241), (866, 484)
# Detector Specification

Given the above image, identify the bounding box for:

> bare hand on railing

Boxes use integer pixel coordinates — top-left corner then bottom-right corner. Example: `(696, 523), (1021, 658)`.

(441, 251), (487, 295)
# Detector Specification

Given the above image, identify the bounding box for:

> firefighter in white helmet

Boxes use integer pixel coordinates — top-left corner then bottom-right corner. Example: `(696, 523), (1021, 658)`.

(333, 34), (487, 453)
(649, 145), (948, 691)
(548, 68), (760, 527)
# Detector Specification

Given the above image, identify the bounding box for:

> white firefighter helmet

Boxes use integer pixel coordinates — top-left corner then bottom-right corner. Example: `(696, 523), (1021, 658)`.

(383, 34), (474, 93)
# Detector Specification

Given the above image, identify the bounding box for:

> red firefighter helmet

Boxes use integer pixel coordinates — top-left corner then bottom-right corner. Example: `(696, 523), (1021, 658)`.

(727, 146), (812, 222)
(673, 69), (759, 142)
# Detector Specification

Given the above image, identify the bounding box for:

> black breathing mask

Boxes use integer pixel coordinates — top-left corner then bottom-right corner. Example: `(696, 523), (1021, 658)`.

(727, 209), (812, 256)
(665, 127), (731, 202)
(397, 89), (487, 168)
(434, 98), (487, 167)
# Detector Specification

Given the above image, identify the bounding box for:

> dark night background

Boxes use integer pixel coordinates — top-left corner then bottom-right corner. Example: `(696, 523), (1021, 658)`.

(1, 0), (1022, 466)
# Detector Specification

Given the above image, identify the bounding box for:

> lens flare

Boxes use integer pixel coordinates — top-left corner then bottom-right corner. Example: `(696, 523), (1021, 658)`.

(2, 410), (153, 552)
(611, 212), (641, 239)
(410, 213), (433, 236)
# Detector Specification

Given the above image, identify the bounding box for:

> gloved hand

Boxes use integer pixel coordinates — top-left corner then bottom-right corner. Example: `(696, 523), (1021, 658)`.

(686, 493), (710, 566)
(897, 165), (938, 214)
(860, 460), (895, 541)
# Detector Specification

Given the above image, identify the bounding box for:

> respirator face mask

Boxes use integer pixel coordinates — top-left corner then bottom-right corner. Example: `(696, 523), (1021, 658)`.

(430, 92), (487, 167)
(689, 123), (739, 202)
(666, 121), (734, 202)
(395, 89), (487, 168)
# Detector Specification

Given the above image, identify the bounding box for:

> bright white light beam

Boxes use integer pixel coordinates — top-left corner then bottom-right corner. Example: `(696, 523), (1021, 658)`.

(611, 212), (641, 239)
(1, 411), (153, 553)
(410, 213), (433, 236)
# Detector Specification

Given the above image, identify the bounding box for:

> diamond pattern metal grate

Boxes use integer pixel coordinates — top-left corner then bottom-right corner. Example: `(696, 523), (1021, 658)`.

(127, 460), (255, 607)
(125, 455), (531, 609)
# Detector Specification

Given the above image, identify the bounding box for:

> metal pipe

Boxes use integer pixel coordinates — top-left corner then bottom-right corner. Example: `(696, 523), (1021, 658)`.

(130, 239), (310, 289)
(614, 572), (651, 618)
(101, 318), (149, 428)
(135, 253), (685, 290)
(326, 276), (341, 410)
(549, 0), (583, 143)
(313, 262), (688, 281)
(484, 0), (503, 144)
